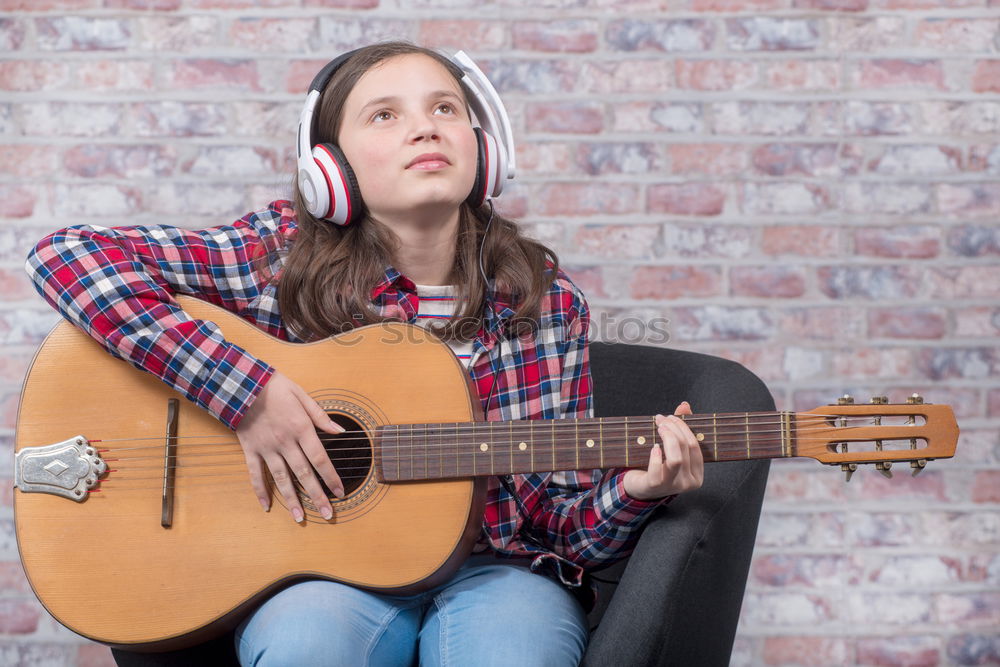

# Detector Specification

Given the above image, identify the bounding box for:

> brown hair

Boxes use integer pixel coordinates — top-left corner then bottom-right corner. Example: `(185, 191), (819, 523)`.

(267, 41), (559, 343)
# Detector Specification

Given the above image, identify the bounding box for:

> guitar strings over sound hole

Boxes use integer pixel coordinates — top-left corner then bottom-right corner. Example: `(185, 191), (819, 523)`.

(316, 413), (372, 498)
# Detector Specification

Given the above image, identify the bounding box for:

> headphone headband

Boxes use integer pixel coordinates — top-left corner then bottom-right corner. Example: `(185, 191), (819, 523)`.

(296, 47), (514, 226)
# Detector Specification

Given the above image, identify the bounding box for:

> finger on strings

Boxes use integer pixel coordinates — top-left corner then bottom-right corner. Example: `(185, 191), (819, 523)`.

(300, 427), (344, 501)
(282, 445), (334, 521)
(244, 453), (271, 512)
(264, 454), (306, 523)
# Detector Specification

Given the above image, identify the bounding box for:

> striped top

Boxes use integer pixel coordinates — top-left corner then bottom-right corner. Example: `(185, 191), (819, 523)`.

(413, 283), (473, 366)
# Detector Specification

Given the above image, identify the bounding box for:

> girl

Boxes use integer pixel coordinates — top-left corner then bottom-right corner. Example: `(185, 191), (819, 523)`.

(27, 41), (704, 667)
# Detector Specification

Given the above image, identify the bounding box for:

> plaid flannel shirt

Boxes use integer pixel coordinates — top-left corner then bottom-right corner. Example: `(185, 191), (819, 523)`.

(26, 200), (666, 594)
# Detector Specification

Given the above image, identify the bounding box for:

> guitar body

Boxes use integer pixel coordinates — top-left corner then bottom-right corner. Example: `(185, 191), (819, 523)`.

(14, 296), (486, 650)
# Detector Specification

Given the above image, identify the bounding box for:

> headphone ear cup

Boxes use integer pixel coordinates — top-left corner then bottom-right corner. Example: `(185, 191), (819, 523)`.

(311, 142), (365, 226)
(466, 127), (503, 209)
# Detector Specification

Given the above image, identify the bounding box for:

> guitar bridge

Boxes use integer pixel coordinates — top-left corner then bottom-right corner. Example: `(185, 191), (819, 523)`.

(14, 436), (106, 502)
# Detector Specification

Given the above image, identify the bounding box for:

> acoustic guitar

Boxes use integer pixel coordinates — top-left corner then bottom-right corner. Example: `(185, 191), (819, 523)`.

(13, 296), (959, 651)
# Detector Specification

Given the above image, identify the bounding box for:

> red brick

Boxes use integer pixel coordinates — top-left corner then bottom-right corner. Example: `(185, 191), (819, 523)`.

(762, 59), (841, 91)
(606, 19), (714, 52)
(753, 554), (862, 587)
(63, 144), (176, 179)
(795, 0), (868, 8)
(612, 101), (705, 134)
(968, 143), (1000, 173)
(847, 512), (919, 547)
(0, 18), (25, 50)
(855, 636), (940, 667)
(418, 20), (506, 50)
(517, 142), (575, 174)
(562, 265), (608, 299)
(915, 19), (1000, 52)
(853, 59), (948, 91)
(581, 59), (673, 94)
(669, 144), (747, 176)
(938, 183), (1000, 216)
(227, 18), (317, 52)
(762, 226), (840, 257)
(869, 144), (962, 175)
(818, 265), (922, 300)
(712, 101), (811, 135)
(168, 59), (261, 91)
(1, 0), (100, 8)
(630, 266), (721, 299)
(0, 145), (55, 178)
(916, 347), (998, 381)
(691, 0), (786, 9)
(648, 183), (726, 216)
(742, 182), (831, 214)
(845, 100), (916, 136)
(35, 16), (132, 51)
(731, 266), (807, 298)
(536, 183), (640, 216)
(130, 101), (227, 137)
(830, 347), (914, 378)
(946, 634), (1000, 666)
(525, 102), (603, 134)
(726, 17), (821, 51)
(76, 60), (154, 91)
(0, 599), (40, 634)
(973, 61), (1000, 93)
(763, 637), (849, 666)
(927, 266), (1000, 299)
(513, 20), (599, 53)
(576, 142), (663, 175)
(669, 305), (775, 341)
(855, 226), (940, 259)
(957, 306), (1000, 336)
(0, 185), (36, 218)
(573, 225), (659, 259)
(853, 469), (949, 502)
(104, 0), (181, 7)
(663, 224), (754, 258)
(936, 592), (1000, 626)
(675, 59), (758, 91)
(845, 182), (932, 214)
(0, 60), (69, 91)
(741, 592), (837, 626)
(972, 471), (1000, 503)
(869, 307), (947, 339)
(751, 143), (839, 177)
(303, 0), (379, 6)
(779, 307), (864, 340)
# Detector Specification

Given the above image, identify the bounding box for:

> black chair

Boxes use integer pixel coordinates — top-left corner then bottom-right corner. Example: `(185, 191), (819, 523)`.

(112, 341), (773, 667)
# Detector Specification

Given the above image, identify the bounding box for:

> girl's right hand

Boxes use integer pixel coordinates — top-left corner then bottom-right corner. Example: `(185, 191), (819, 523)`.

(235, 370), (346, 522)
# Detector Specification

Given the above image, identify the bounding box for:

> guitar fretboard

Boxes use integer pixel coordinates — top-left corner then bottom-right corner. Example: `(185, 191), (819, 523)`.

(377, 412), (793, 481)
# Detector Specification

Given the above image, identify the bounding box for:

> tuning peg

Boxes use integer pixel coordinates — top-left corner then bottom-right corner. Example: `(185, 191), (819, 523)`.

(906, 394), (924, 404)
(842, 463), (857, 482)
(910, 459), (927, 476)
(837, 395), (855, 405)
(870, 395), (888, 404)
(875, 461), (893, 479)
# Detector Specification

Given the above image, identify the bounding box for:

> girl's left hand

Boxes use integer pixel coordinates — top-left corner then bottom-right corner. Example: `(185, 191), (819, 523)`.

(622, 401), (704, 501)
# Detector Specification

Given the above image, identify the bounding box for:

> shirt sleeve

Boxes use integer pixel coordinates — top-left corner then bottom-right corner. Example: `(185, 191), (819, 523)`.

(522, 280), (670, 572)
(23, 201), (294, 430)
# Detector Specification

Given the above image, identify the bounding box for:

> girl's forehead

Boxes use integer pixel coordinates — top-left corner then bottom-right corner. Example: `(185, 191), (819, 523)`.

(349, 54), (462, 101)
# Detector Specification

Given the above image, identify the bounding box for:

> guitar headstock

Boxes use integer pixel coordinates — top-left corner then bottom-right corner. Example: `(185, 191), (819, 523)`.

(795, 394), (959, 481)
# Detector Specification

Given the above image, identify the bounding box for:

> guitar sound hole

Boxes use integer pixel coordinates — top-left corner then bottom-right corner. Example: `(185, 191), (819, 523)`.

(318, 413), (372, 497)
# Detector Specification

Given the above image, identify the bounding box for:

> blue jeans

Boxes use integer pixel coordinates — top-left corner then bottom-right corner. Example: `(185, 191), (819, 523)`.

(234, 561), (589, 666)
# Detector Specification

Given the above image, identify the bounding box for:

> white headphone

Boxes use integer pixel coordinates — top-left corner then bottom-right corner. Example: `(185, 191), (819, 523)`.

(296, 48), (517, 226)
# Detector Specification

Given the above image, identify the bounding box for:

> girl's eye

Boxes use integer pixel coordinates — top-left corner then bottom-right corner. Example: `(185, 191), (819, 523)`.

(435, 103), (455, 115)
(372, 110), (393, 123)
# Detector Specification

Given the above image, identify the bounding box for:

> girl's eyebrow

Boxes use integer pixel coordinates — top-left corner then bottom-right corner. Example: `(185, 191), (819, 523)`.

(356, 90), (464, 120)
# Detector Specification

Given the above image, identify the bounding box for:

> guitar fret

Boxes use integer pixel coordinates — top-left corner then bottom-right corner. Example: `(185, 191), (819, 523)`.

(713, 414), (719, 462)
(745, 413), (751, 460)
(575, 420), (579, 470)
(599, 417), (604, 468)
(551, 420), (556, 471)
(509, 421), (514, 475)
(624, 416), (629, 467)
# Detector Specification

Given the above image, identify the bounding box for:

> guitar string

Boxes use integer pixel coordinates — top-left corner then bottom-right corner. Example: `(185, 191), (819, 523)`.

(80, 411), (901, 447)
(89, 415), (902, 455)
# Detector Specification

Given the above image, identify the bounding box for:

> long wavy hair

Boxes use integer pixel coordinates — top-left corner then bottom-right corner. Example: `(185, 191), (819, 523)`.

(266, 41), (559, 343)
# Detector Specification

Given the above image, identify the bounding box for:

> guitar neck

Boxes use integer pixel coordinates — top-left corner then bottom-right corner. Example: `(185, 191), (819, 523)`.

(377, 412), (793, 482)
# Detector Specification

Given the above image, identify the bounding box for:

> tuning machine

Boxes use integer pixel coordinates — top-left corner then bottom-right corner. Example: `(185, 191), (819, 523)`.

(875, 461), (893, 479)
(910, 459), (927, 476)
(841, 462), (857, 482)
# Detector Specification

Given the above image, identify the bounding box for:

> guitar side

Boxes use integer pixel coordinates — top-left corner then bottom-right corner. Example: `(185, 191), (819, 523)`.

(14, 296), (485, 650)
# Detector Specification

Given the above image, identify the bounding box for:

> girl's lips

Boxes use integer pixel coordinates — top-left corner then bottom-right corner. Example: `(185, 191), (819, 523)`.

(408, 160), (449, 170)
(407, 152), (450, 168)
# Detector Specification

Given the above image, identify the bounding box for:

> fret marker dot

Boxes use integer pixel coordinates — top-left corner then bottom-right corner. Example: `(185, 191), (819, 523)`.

(637, 436), (646, 445)
(696, 433), (705, 442)
(586, 439), (594, 448)
(518, 442), (527, 451)
(480, 443), (488, 452)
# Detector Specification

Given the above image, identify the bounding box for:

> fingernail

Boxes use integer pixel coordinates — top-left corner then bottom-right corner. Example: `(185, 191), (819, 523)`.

(330, 419), (345, 432)
(259, 498), (270, 512)
(292, 508), (304, 523)
(335, 487), (345, 498)
(321, 506), (333, 520)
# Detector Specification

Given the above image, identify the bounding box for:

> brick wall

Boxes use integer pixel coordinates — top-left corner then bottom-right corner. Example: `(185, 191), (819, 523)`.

(2, 1), (998, 665)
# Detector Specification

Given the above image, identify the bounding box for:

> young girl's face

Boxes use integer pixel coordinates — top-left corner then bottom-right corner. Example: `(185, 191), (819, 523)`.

(337, 53), (479, 223)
